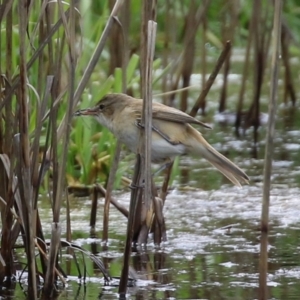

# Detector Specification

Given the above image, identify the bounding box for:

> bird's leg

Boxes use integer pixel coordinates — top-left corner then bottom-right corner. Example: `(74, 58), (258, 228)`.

(152, 161), (173, 176)
(135, 119), (180, 146)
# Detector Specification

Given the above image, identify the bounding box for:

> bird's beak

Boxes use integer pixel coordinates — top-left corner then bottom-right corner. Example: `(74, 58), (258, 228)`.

(74, 107), (98, 117)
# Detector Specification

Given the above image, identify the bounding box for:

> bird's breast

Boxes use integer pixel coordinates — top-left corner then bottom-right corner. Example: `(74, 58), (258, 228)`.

(107, 113), (198, 163)
(113, 119), (140, 153)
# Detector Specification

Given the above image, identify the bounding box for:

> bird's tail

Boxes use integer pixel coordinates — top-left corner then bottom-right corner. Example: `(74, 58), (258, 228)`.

(190, 130), (249, 187)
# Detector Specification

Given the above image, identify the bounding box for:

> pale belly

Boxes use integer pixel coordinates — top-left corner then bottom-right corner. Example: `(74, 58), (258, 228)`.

(150, 135), (186, 163)
(117, 128), (186, 163)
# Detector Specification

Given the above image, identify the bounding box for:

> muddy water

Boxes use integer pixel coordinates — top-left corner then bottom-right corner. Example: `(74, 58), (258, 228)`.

(12, 107), (300, 299)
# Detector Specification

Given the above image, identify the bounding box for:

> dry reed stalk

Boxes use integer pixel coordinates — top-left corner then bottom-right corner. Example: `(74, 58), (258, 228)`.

(1, 9), (71, 112)
(108, 0), (129, 74)
(235, 13), (254, 136)
(34, 77), (54, 279)
(44, 0), (77, 294)
(18, 0), (37, 297)
(151, 1), (212, 242)
(245, 0), (271, 157)
(170, 0), (211, 110)
(102, 141), (122, 240)
(122, 2), (158, 245)
(71, 0), (124, 108)
(141, 20), (157, 209)
(259, 1), (282, 299)
(137, 20), (159, 244)
(281, 26), (296, 106)
(218, 1), (238, 113)
(161, 1), (228, 226)
(190, 41), (232, 117)
(0, 2), (14, 284)
(160, 42), (232, 225)
(179, 0), (197, 112)
(96, 184), (129, 218)
(3, 4), (13, 154)
(159, 161), (173, 203)
(200, 15), (207, 112)
(103, 6), (129, 241)
(161, 0), (172, 106)
(119, 155), (142, 294)
(119, 2), (158, 292)
(66, 192), (74, 276)
(90, 186), (98, 228)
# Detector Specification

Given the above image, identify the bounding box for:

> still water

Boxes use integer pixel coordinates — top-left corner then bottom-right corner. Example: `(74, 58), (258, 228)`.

(9, 104), (300, 299)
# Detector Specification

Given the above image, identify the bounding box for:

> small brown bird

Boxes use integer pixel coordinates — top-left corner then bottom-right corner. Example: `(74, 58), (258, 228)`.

(75, 93), (249, 186)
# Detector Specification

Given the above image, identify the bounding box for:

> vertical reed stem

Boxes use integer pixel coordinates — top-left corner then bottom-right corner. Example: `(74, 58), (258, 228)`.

(259, 1), (282, 299)
(18, 0), (37, 297)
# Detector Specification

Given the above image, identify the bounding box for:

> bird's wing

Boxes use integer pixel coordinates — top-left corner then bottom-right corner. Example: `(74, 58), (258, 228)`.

(152, 102), (211, 129)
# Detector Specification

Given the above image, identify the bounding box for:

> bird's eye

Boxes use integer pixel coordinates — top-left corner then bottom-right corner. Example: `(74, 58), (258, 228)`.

(99, 104), (104, 110)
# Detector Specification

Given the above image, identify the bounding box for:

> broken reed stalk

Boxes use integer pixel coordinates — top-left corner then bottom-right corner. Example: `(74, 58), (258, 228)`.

(259, 1), (282, 300)
(142, 20), (157, 209)
(130, 0), (157, 244)
(137, 20), (158, 244)
(96, 184), (129, 218)
(108, 0), (130, 74)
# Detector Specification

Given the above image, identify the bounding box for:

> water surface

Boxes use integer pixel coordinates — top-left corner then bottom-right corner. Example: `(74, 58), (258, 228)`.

(9, 104), (300, 300)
